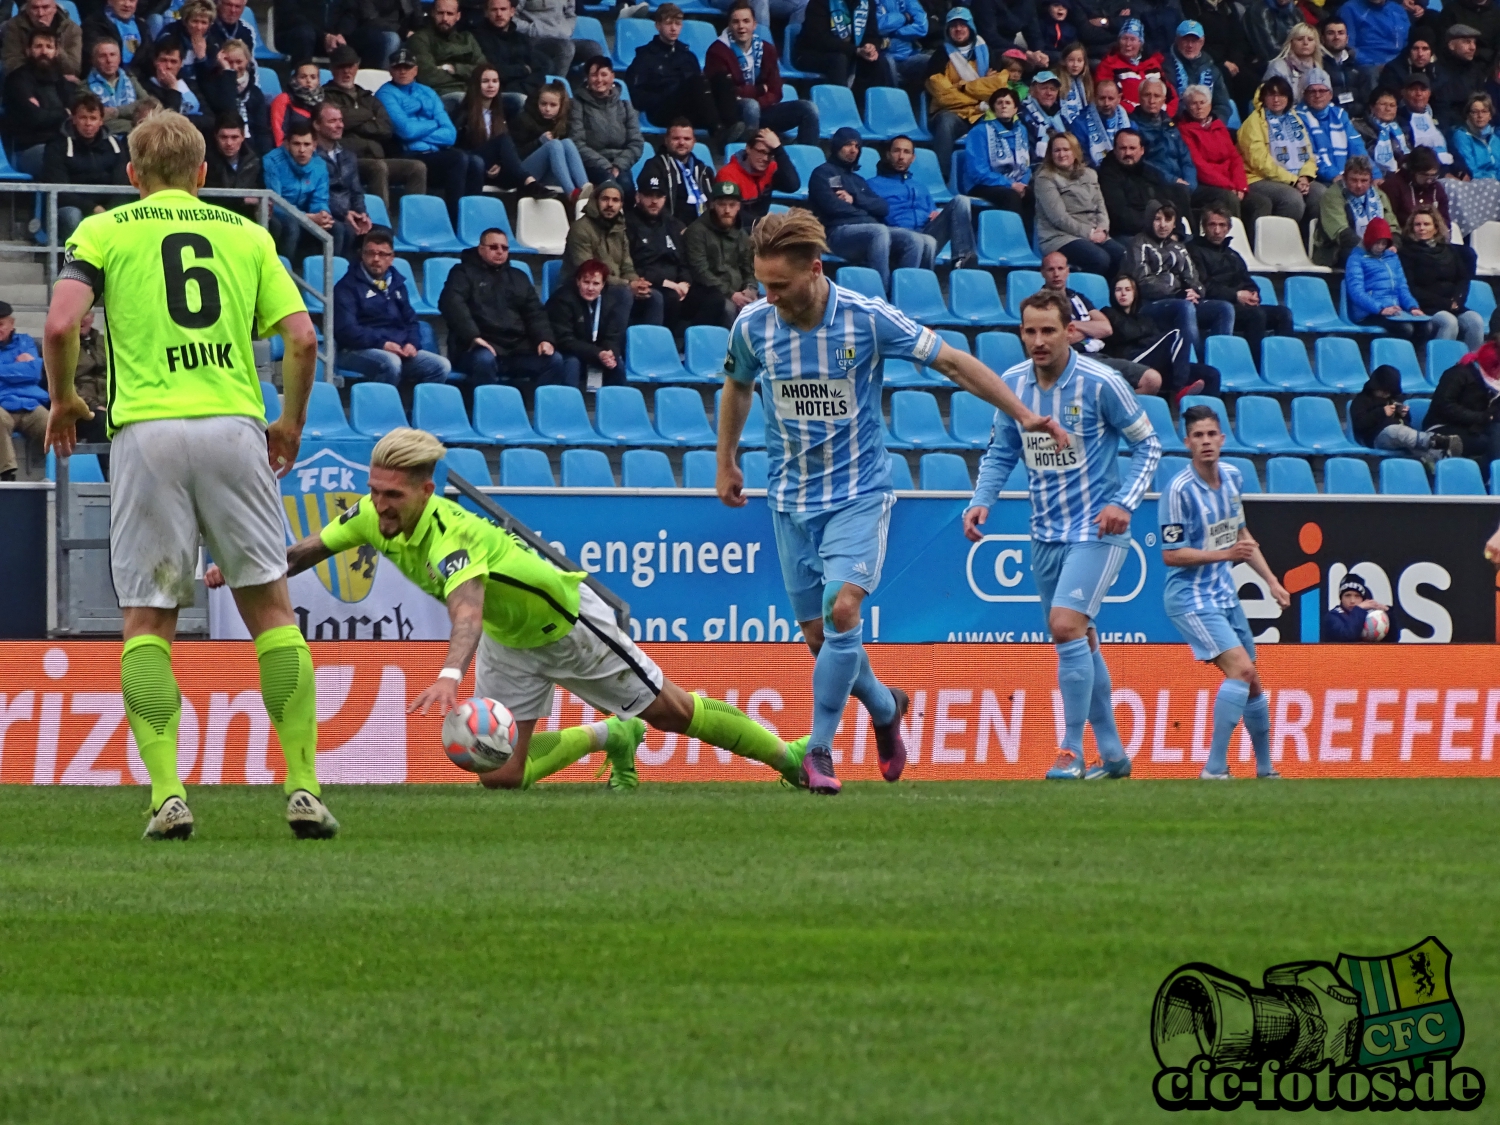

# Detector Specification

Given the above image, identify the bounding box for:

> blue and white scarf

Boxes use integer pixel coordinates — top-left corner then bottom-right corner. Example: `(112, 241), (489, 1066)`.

(944, 35), (989, 81)
(1078, 103), (1128, 164)
(1021, 95), (1067, 161)
(676, 156), (706, 208)
(1405, 109), (1452, 165)
(830, 0), (871, 42)
(88, 68), (137, 108)
(1059, 79), (1085, 122)
(716, 29), (763, 85)
(1345, 185), (1382, 238)
(1370, 118), (1408, 174)
(985, 117), (1031, 182)
(107, 12), (142, 62)
(1170, 52), (1212, 100)
(1299, 103), (1358, 179)
(1265, 109), (1313, 176)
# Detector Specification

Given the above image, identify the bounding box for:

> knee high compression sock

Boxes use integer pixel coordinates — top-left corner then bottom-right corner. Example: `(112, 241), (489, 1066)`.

(1087, 648), (1126, 762)
(1055, 637), (1094, 754)
(1207, 679), (1251, 775)
(849, 649), (898, 728)
(121, 635), (185, 810)
(686, 695), (795, 777)
(255, 626), (320, 797)
(523, 722), (609, 788)
(811, 623), (864, 751)
(1243, 692), (1272, 775)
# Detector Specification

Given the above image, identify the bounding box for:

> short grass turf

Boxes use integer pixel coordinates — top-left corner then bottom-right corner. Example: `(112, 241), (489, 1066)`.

(1, 781), (1497, 1125)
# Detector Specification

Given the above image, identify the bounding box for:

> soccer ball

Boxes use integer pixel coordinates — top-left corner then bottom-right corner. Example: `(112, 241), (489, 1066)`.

(442, 697), (518, 773)
(1362, 608), (1390, 642)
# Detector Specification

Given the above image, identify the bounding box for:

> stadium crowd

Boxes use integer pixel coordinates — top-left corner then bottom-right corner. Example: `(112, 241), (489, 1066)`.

(6, 0), (1500, 483)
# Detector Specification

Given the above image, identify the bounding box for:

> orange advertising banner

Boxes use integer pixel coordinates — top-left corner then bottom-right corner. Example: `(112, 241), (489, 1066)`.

(1, 642), (1498, 785)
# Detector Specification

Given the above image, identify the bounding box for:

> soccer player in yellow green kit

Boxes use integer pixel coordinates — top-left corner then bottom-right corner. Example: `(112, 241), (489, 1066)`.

(206, 428), (809, 791)
(42, 112), (335, 841)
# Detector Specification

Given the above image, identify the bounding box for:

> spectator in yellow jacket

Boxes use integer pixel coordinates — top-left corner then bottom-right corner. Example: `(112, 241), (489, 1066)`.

(924, 7), (1007, 182)
(1237, 75), (1324, 228)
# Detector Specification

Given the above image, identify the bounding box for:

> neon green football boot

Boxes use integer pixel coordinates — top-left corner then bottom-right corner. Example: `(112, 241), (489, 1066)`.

(603, 716), (645, 791)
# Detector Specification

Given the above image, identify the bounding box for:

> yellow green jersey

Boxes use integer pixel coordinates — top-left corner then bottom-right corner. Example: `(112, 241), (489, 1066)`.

(60, 188), (305, 436)
(319, 495), (586, 649)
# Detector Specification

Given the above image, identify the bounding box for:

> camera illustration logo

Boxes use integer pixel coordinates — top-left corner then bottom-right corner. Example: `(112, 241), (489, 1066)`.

(1151, 938), (1485, 1111)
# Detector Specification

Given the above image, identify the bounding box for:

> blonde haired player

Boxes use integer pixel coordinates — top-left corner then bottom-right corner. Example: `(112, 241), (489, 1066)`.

(208, 429), (812, 791)
(43, 111), (334, 840)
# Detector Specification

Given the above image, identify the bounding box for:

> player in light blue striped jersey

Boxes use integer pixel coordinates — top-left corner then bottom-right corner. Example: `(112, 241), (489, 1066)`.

(965, 289), (1162, 780)
(1158, 405), (1289, 779)
(716, 211), (1070, 795)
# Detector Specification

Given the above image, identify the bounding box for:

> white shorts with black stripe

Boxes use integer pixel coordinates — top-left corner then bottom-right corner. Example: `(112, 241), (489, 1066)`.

(474, 584), (665, 722)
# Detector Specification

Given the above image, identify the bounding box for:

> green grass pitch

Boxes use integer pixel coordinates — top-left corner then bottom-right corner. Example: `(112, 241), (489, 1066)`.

(1, 780), (1497, 1124)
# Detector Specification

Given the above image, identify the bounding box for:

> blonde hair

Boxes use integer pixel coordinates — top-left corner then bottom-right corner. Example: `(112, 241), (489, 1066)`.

(749, 209), (828, 267)
(1274, 22), (1331, 67)
(371, 428), (448, 476)
(216, 38), (250, 63)
(180, 0), (214, 21)
(1040, 130), (1085, 179)
(127, 110), (205, 189)
(1057, 42), (1093, 105)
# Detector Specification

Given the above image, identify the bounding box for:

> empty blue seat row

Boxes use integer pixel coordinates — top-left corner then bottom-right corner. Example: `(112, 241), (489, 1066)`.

(1180, 394), (1379, 458)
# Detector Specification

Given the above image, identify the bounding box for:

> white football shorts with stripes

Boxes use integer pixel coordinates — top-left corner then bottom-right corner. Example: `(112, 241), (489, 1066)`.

(474, 583), (665, 723)
(1168, 602), (1258, 662)
(109, 415), (288, 608)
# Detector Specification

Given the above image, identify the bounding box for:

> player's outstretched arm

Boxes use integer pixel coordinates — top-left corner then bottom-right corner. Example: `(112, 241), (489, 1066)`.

(716, 377), (753, 508)
(928, 342), (1070, 447)
(42, 278), (97, 457)
(408, 577), (486, 716)
(205, 534), (336, 589)
(267, 310), (319, 478)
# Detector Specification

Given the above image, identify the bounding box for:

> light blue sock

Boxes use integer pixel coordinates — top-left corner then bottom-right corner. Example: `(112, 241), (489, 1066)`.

(811, 622), (864, 751)
(1087, 648), (1126, 762)
(1056, 638), (1094, 753)
(1207, 679), (1250, 775)
(850, 649), (897, 727)
(1243, 692), (1272, 775)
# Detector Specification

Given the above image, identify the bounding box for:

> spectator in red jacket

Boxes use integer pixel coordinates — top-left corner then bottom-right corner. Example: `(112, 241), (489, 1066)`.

(1094, 19), (1174, 114)
(703, 0), (819, 145)
(716, 126), (801, 226)
(269, 59), (322, 146)
(1177, 83), (1270, 226)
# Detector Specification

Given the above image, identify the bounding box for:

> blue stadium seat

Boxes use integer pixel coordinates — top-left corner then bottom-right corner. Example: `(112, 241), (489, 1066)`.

(864, 86), (930, 141)
(1491, 460), (1500, 495)
(1004, 269), (1043, 318)
(1380, 458), (1431, 494)
(776, 145), (822, 200)
(1335, 282), (1390, 334)
(949, 269), (1011, 326)
(1253, 275), (1277, 305)
(949, 391), (996, 448)
(390, 258), (437, 315)
(883, 357), (928, 388)
(240, 6), (285, 59)
(595, 385), (671, 445)
(1224, 456), (1262, 492)
(1426, 338), (1468, 382)
(932, 328), (970, 361)
(625, 324), (693, 383)
(1406, 397), (1430, 430)
(1313, 336), (1368, 393)
(1069, 271), (1110, 309)
(1155, 455), (1190, 491)
(561, 448), (615, 487)
(413, 384), (487, 444)
(535, 385), (612, 444)
(1267, 456), (1317, 493)
(300, 254), (348, 313)
(1289, 397), (1366, 455)
(714, 388), (766, 447)
(456, 195), (528, 250)
(1468, 279), (1497, 324)
(836, 265), (885, 298)
(811, 84), (878, 139)
(887, 451), (914, 489)
(977, 209), (1040, 266)
(501, 447), (554, 486)
(1178, 395), (1255, 454)
(612, 18), (655, 67)
(892, 268), (965, 326)
(1370, 337), (1430, 394)
(473, 384), (551, 445)
(780, 23), (820, 80)
(919, 452), (972, 490)
(910, 147), (952, 204)
(678, 19), (718, 63)
(891, 391), (963, 449)
(1325, 457), (1375, 494)
(1234, 395), (1302, 453)
(976, 331), (1024, 373)
(442, 447), (492, 486)
(261, 381), (281, 422)
(363, 195), (392, 229)
(1259, 336), (1324, 393)
(1284, 275), (1347, 332)
(1204, 335), (1272, 393)
(397, 194), (466, 252)
(741, 449), (770, 488)
(622, 448), (677, 487)
(349, 382), (408, 438)
(1435, 457), (1485, 495)
(574, 15), (606, 47)
(541, 258), (563, 302)
(653, 387), (717, 445)
(423, 257), (461, 307)
(684, 325), (730, 382)
(1137, 394), (1188, 453)
(682, 450), (716, 488)
(303, 381), (357, 440)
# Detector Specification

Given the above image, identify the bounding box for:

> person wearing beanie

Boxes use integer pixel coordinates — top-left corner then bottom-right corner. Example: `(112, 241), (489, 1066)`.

(1427, 338), (1500, 463)
(1377, 27), (1439, 99)
(1324, 577), (1389, 642)
(1094, 19), (1173, 114)
(1342, 215), (1427, 341)
(809, 126), (925, 290)
(1351, 361), (1459, 458)
(562, 178), (663, 330)
(0, 299), (46, 482)
(1299, 67), (1367, 184)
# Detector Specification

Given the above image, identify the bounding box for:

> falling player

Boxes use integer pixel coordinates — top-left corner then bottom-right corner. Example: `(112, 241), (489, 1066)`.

(209, 429), (810, 791)
(42, 112), (333, 840)
(1160, 406), (1290, 778)
(964, 289), (1161, 780)
(715, 211), (1070, 794)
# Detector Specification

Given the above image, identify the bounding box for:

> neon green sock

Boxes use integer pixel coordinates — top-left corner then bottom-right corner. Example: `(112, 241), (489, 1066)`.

(521, 724), (606, 788)
(121, 634), (185, 810)
(255, 626), (320, 797)
(686, 695), (794, 778)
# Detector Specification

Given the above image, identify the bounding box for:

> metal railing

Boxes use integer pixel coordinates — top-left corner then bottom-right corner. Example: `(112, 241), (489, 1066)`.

(0, 182), (336, 377)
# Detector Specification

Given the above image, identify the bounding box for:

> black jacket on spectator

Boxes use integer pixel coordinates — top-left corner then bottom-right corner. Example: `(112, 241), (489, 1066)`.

(546, 284), (623, 367)
(1350, 364), (1408, 446)
(43, 127), (128, 211)
(1428, 361), (1500, 436)
(1100, 302), (1164, 357)
(798, 0), (881, 60)
(625, 206), (690, 286)
(1399, 236), (1475, 317)
(3, 67), (77, 149)
(1434, 53), (1484, 127)
(624, 36), (701, 123)
(1189, 236), (1253, 304)
(1322, 47), (1370, 112)
(319, 143), (366, 219)
(1097, 152), (1174, 238)
(638, 151), (715, 227)
(323, 80), (398, 159)
(330, 0), (420, 38)
(1178, 0), (1248, 76)
(474, 19), (546, 94)
(139, 71), (211, 127)
(202, 74), (271, 153)
(1126, 0), (1182, 55)
(205, 143), (262, 216)
(440, 248), (553, 354)
(970, 0), (1040, 54)
(1434, 0), (1500, 69)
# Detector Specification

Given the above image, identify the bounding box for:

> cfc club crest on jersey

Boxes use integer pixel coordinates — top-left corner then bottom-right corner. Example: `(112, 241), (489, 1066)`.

(835, 345), (858, 369)
(282, 448), (378, 603)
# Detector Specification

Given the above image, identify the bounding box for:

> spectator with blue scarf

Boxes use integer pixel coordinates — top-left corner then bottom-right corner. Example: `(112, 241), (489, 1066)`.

(704, 2), (820, 145)
(1070, 76), (1129, 166)
(925, 7), (1006, 181)
(1239, 75), (1323, 226)
(961, 86), (1036, 224)
(83, 0), (144, 65)
(1314, 154), (1397, 265)
(85, 39), (142, 134)
(798, 0), (893, 102)
(1356, 86), (1410, 175)
(0, 302), (46, 483)
(1167, 20), (1229, 122)
(1130, 76), (1196, 188)
(1396, 74), (1454, 170)
(1021, 70), (1070, 163)
(1299, 69), (1366, 183)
